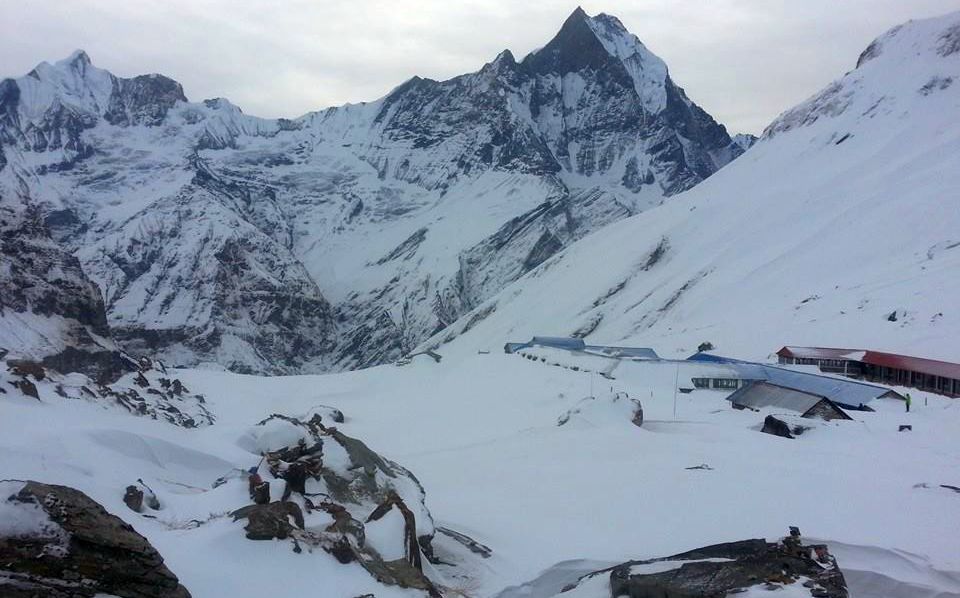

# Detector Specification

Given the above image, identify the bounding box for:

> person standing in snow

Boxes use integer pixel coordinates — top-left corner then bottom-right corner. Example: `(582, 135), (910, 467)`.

(905, 393), (912, 413)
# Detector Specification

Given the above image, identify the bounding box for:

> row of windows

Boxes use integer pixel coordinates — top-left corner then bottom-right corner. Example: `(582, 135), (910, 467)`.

(692, 378), (741, 389)
(782, 357), (861, 370)
(780, 358), (960, 397)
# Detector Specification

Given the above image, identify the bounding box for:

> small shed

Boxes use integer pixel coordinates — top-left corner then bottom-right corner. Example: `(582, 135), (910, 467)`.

(726, 381), (852, 421)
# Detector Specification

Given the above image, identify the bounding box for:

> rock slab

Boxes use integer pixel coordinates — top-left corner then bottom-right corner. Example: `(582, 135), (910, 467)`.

(0, 480), (191, 598)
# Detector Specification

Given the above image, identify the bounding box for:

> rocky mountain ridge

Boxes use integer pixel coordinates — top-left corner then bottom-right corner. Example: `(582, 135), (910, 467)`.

(422, 11), (960, 365)
(0, 8), (747, 374)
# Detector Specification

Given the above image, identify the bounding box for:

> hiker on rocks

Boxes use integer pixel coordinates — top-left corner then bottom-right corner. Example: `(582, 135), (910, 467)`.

(905, 392), (912, 413)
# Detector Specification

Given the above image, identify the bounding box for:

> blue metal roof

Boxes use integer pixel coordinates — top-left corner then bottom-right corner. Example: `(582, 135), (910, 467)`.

(687, 352), (753, 364)
(530, 336), (587, 351)
(726, 381), (825, 413)
(724, 381), (853, 419)
(506, 337), (659, 359)
(755, 365), (900, 408)
(687, 352), (901, 408)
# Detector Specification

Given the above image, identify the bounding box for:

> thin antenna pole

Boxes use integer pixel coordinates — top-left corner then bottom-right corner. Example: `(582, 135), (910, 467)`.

(673, 361), (680, 420)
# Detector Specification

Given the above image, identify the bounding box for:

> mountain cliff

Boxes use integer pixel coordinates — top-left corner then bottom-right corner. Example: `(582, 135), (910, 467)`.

(426, 11), (960, 363)
(0, 9), (744, 373)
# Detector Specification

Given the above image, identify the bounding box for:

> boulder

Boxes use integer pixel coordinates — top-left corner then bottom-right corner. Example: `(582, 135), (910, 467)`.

(762, 414), (795, 439)
(231, 501), (305, 541)
(8, 360), (46, 380)
(123, 485), (144, 512)
(13, 378), (40, 400)
(562, 530), (847, 598)
(0, 480), (190, 598)
(303, 404), (346, 424)
(232, 413), (443, 595)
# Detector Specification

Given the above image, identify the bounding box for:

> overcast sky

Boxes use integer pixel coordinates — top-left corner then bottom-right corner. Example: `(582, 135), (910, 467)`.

(2, 0), (959, 134)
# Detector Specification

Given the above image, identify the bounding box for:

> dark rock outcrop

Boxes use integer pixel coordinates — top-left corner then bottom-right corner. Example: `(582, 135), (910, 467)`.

(0, 203), (132, 383)
(761, 414), (811, 439)
(565, 530), (848, 597)
(103, 73), (187, 127)
(232, 501), (305, 540)
(0, 480), (191, 598)
(762, 414), (795, 439)
(231, 413), (443, 595)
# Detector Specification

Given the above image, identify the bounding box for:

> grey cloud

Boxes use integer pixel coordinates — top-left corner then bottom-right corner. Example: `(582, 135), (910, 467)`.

(1, 0), (958, 132)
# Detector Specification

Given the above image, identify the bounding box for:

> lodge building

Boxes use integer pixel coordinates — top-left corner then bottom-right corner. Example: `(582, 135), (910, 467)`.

(776, 346), (960, 398)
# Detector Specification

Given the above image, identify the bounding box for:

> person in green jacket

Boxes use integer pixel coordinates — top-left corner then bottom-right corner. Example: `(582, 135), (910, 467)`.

(905, 393), (912, 413)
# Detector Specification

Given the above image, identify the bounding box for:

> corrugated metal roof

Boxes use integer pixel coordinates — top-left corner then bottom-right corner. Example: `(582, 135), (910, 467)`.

(688, 352), (747, 363)
(778, 346), (866, 361)
(862, 351), (960, 380)
(530, 337), (586, 351)
(687, 353), (901, 408)
(777, 346), (960, 380)
(726, 381), (825, 413)
(758, 365), (896, 408)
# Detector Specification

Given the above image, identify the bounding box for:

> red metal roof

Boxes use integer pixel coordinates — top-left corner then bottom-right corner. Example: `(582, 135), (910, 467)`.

(862, 351), (960, 381)
(778, 346), (864, 360)
(777, 346), (960, 380)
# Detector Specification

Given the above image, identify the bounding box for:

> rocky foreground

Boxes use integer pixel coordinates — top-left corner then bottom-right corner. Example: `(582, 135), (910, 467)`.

(0, 480), (190, 598)
(560, 530), (848, 597)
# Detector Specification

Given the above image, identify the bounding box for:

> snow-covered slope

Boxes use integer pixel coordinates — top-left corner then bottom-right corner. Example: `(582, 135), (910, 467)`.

(3, 352), (959, 597)
(2, 12), (959, 598)
(428, 12), (960, 364)
(0, 8), (745, 374)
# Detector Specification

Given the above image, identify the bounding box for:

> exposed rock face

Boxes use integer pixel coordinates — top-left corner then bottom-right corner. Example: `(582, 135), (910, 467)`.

(732, 132), (758, 151)
(103, 73), (187, 127)
(232, 500), (305, 540)
(79, 167), (337, 374)
(1, 357), (214, 427)
(0, 206), (107, 339)
(562, 531), (848, 597)
(0, 480), (191, 598)
(0, 200), (131, 383)
(230, 413), (443, 595)
(0, 52), (337, 375)
(0, 9), (744, 374)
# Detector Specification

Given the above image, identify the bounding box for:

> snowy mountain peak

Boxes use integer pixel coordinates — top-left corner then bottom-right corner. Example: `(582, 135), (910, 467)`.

(488, 49), (517, 69)
(765, 11), (960, 139)
(521, 8), (669, 114)
(522, 7), (615, 74)
(62, 49), (92, 68)
(426, 10), (960, 368)
(9, 49), (188, 130)
(585, 13), (666, 71)
(585, 12), (670, 113)
(19, 50), (116, 119)
(1, 9), (744, 375)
